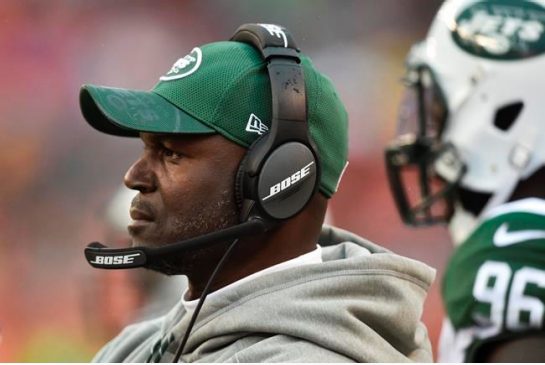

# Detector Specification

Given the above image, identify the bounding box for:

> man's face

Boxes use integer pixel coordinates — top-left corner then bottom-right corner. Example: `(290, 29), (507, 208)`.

(124, 133), (246, 272)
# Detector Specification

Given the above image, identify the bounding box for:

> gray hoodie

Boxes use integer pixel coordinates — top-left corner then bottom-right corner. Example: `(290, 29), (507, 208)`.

(92, 226), (435, 362)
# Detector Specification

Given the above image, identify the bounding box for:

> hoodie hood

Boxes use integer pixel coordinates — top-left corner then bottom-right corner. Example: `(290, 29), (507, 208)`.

(93, 225), (435, 363)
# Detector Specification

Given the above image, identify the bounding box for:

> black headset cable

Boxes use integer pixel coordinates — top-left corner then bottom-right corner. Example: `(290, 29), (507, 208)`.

(171, 237), (241, 363)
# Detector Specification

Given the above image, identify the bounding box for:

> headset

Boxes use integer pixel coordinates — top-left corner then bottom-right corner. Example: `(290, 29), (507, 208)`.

(84, 23), (320, 271)
(233, 23), (320, 223)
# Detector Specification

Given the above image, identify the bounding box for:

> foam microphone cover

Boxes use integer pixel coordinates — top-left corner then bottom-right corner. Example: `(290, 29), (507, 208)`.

(87, 241), (107, 249)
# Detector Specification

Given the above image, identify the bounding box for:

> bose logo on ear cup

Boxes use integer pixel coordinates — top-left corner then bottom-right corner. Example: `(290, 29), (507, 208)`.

(262, 161), (314, 201)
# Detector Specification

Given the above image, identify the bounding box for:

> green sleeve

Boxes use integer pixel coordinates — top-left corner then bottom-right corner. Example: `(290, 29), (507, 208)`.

(442, 210), (545, 361)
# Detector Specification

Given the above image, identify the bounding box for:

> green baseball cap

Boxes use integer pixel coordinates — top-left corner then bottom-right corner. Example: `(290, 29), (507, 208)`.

(80, 41), (348, 197)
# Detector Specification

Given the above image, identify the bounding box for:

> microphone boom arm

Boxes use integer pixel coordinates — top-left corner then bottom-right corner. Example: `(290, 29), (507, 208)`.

(84, 218), (268, 270)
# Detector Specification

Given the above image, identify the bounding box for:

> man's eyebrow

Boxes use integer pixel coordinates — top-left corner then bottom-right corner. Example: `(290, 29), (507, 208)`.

(160, 135), (180, 144)
(140, 133), (160, 145)
(162, 134), (210, 148)
(161, 135), (191, 147)
(141, 133), (178, 146)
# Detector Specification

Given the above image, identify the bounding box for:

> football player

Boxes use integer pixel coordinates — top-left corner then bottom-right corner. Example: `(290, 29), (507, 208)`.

(385, 0), (545, 361)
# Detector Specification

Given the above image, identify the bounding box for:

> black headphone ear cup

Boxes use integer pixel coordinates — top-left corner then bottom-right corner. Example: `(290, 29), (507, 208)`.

(256, 141), (318, 220)
(234, 136), (267, 213)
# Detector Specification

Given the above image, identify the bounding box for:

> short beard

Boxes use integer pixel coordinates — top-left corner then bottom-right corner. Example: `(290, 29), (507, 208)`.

(145, 189), (239, 276)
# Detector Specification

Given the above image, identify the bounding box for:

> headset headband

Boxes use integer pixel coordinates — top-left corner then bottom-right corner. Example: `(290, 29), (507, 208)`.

(231, 24), (310, 174)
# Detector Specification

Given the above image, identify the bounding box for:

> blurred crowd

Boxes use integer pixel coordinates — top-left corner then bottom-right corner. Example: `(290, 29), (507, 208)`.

(0, 0), (446, 361)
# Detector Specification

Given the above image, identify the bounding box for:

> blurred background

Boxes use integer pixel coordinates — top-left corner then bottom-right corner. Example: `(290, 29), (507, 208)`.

(0, 0), (449, 361)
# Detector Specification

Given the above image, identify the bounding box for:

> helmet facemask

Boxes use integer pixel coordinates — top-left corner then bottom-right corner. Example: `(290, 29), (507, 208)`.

(385, 64), (467, 226)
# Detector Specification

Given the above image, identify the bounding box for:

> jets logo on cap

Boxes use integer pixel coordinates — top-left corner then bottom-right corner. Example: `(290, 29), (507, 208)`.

(160, 47), (202, 81)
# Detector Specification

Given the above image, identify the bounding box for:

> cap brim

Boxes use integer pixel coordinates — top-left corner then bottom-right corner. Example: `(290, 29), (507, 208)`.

(80, 85), (215, 137)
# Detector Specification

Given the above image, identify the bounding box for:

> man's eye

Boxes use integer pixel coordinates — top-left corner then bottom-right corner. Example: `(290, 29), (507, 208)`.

(162, 147), (182, 160)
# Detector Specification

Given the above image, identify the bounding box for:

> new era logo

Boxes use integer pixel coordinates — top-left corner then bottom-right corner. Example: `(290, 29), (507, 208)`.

(246, 114), (269, 135)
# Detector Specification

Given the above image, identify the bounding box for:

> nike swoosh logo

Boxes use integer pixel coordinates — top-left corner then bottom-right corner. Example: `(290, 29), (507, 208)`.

(493, 223), (545, 247)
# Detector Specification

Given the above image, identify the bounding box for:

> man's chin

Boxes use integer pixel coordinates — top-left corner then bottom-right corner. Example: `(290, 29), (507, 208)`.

(129, 236), (162, 248)
(127, 221), (160, 247)
(128, 231), (184, 249)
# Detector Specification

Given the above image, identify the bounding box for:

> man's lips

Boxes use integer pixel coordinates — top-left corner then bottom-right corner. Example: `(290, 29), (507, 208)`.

(128, 196), (156, 234)
(129, 194), (156, 222)
(129, 207), (154, 221)
(128, 207), (155, 235)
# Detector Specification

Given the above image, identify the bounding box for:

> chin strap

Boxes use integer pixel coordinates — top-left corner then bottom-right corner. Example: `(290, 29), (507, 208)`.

(450, 156), (529, 247)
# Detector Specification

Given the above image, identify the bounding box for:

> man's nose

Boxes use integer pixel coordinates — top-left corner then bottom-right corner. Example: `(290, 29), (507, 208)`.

(124, 157), (156, 193)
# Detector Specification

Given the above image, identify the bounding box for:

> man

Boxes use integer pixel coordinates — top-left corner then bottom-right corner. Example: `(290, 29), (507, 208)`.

(81, 24), (434, 362)
(385, 0), (545, 362)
